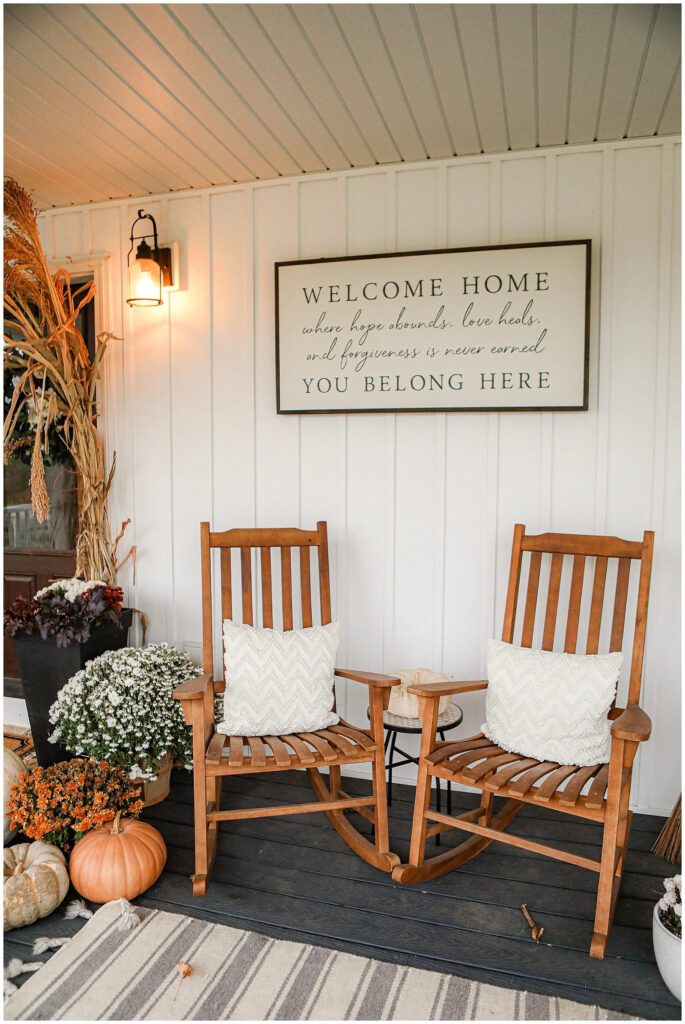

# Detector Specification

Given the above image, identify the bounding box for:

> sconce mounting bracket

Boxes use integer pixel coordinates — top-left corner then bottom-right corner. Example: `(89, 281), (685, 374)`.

(157, 247), (173, 288)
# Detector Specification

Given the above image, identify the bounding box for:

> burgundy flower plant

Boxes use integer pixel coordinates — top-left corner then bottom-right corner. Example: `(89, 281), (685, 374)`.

(4, 578), (124, 648)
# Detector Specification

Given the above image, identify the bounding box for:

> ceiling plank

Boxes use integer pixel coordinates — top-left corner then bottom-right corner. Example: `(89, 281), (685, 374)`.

(4, 45), (179, 195)
(4, 126), (119, 203)
(4, 110), (144, 201)
(170, 4), (323, 174)
(52, 4), (260, 182)
(105, 4), (299, 179)
(290, 3), (400, 165)
(453, 5), (509, 154)
(596, 4), (656, 142)
(2, 1), (678, 211)
(334, 4), (426, 163)
(4, 90), (152, 197)
(413, 3), (480, 155)
(212, 4), (350, 171)
(494, 4), (536, 151)
(5, 9), (209, 190)
(536, 4), (574, 147)
(3, 74), (162, 197)
(658, 62), (681, 135)
(20, 3), (232, 185)
(567, 4), (615, 144)
(254, 5), (375, 168)
(628, 5), (681, 137)
(5, 150), (88, 208)
(373, 4), (453, 159)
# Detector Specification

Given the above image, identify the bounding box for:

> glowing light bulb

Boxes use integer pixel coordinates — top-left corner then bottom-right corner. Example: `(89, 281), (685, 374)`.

(127, 257), (163, 307)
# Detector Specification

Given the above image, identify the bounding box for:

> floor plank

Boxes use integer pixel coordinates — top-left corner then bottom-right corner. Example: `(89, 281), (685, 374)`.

(4, 770), (679, 1020)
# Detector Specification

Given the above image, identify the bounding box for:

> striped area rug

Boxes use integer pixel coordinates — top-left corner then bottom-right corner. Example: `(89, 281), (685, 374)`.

(5, 901), (635, 1020)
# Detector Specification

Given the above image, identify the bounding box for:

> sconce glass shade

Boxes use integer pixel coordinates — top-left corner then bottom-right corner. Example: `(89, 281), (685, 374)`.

(127, 257), (163, 307)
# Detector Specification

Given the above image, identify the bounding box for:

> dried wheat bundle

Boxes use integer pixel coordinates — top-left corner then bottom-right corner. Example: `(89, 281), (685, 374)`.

(653, 795), (681, 863)
(4, 178), (120, 583)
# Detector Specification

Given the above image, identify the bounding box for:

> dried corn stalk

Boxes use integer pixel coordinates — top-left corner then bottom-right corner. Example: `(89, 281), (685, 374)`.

(4, 178), (120, 583)
(653, 795), (681, 863)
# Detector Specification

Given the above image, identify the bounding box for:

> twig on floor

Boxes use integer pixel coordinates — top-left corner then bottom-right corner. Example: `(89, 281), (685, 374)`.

(521, 904), (545, 942)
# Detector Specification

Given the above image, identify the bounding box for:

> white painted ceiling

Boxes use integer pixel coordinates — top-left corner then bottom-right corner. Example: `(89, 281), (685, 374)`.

(4, 3), (681, 209)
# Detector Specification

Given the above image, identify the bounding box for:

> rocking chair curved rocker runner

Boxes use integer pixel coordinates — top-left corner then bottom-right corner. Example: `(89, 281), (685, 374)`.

(393, 524), (654, 960)
(174, 521), (400, 894)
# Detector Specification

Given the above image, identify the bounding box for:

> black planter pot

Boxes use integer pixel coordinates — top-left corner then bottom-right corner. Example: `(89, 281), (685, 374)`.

(13, 608), (134, 767)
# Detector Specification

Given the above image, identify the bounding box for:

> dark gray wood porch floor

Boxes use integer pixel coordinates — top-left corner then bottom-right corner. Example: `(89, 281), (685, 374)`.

(6, 769), (680, 1019)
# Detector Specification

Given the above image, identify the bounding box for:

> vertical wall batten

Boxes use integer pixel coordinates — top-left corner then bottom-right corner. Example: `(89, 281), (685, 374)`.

(382, 168), (397, 679)
(36, 138), (680, 815)
(433, 164), (448, 671)
(393, 166), (441, 667)
(540, 153), (557, 529)
(594, 145), (613, 532)
(552, 149), (602, 531)
(639, 141), (681, 811)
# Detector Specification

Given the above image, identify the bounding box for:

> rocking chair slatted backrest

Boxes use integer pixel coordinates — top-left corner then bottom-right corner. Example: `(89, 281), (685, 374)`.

(178, 522), (398, 897)
(502, 525), (654, 706)
(200, 521), (332, 680)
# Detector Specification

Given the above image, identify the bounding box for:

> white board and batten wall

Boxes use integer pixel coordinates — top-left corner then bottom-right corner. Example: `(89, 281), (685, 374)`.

(38, 137), (680, 815)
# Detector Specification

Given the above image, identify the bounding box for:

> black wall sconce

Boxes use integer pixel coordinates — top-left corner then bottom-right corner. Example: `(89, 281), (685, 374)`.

(126, 209), (174, 307)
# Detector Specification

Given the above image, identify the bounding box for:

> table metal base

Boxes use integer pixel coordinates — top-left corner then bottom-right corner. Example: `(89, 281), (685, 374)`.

(378, 704), (463, 846)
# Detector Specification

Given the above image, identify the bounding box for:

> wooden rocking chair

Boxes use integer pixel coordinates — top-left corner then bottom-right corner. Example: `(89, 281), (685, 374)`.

(174, 521), (400, 894)
(393, 524), (654, 960)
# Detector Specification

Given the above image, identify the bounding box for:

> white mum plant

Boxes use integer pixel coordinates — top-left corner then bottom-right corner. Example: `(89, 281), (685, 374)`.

(658, 875), (682, 939)
(35, 577), (107, 602)
(48, 644), (203, 780)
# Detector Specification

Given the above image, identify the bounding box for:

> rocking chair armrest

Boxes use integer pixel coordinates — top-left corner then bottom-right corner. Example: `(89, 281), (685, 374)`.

(334, 668), (401, 688)
(173, 672), (215, 701)
(408, 679), (489, 699)
(611, 705), (652, 743)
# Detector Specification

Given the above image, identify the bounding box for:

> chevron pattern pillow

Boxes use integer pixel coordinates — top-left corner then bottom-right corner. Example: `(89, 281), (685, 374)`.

(482, 639), (623, 767)
(217, 620), (340, 737)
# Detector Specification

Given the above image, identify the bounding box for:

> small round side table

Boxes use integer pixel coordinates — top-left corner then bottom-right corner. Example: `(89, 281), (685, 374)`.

(371, 702), (464, 845)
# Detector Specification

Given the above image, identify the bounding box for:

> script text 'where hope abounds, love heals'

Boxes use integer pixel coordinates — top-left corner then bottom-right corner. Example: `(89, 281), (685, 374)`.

(275, 240), (591, 414)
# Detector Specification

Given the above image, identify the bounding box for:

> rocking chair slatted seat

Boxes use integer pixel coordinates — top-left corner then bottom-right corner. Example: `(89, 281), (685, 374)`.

(174, 521), (400, 895)
(392, 524), (654, 960)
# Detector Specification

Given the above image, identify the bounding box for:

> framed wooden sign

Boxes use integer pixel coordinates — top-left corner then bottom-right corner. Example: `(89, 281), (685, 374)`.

(275, 240), (591, 414)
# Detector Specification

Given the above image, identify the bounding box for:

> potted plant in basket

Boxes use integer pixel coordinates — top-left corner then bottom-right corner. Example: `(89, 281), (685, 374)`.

(653, 875), (681, 1001)
(48, 644), (204, 806)
(4, 580), (132, 766)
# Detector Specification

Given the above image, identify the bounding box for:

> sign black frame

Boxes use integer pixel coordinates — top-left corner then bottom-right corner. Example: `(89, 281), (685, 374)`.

(275, 239), (592, 415)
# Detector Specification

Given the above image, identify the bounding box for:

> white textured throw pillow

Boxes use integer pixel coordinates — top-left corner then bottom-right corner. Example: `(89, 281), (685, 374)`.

(217, 620), (340, 737)
(482, 639), (623, 766)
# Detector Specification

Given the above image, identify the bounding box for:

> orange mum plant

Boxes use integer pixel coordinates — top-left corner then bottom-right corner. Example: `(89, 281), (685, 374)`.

(7, 757), (144, 851)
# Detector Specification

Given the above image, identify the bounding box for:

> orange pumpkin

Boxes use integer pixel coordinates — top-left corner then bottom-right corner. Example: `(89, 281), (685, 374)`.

(69, 813), (166, 903)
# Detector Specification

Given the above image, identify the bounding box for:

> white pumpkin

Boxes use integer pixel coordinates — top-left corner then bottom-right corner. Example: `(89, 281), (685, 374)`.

(4, 841), (69, 931)
(4, 749), (25, 843)
(387, 668), (454, 719)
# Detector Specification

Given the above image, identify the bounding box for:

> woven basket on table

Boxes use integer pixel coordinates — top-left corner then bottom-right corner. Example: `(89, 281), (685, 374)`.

(387, 668), (453, 718)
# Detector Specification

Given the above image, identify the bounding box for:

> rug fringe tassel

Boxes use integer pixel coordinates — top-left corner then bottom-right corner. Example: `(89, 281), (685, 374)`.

(4, 958), (41, 1001)
(32, 937), (69, 955)
(64, 899), (93, 920)
(113, 898), (141, 931)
